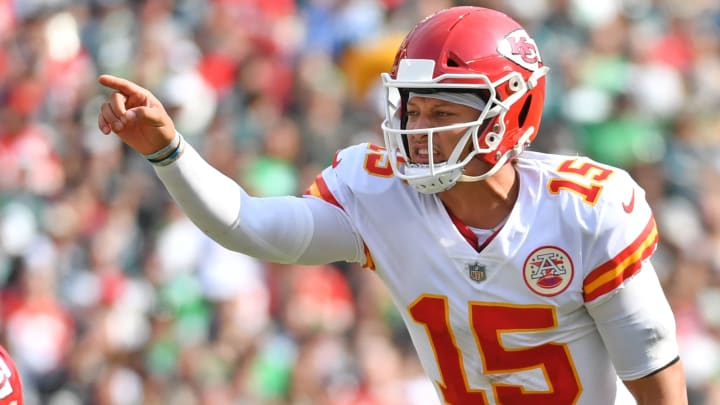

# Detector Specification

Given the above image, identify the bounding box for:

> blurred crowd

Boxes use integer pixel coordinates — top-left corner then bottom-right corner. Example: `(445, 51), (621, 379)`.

(0, 0), (718, 404)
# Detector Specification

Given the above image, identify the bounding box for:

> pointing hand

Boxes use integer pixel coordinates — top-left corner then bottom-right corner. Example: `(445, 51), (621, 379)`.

(97, 74), (177, 155)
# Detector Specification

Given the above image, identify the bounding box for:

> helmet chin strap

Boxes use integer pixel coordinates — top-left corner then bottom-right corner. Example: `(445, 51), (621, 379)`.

(458, 126), (535, 183)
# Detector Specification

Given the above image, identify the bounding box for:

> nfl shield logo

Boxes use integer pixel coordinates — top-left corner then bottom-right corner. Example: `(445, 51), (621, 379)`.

(468, 263), (486, 282)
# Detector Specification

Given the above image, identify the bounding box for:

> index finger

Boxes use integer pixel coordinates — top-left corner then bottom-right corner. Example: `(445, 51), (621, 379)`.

(98, 74), (148, 98)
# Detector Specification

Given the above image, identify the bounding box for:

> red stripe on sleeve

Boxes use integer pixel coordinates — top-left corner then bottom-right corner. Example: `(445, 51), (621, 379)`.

(304, 174), (343, 210)
(583, 216), (658, 302)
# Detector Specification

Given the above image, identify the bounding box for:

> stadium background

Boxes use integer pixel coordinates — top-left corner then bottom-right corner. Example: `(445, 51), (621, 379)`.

(0, 0), (719, 404)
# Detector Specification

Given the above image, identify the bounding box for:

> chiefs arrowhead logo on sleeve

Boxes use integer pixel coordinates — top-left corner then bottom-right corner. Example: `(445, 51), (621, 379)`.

(497, 29), (542, 72)
(0, 345), (23, 405)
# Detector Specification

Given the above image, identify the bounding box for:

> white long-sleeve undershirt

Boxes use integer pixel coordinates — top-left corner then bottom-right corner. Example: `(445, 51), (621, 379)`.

(153, 144), (364, 265)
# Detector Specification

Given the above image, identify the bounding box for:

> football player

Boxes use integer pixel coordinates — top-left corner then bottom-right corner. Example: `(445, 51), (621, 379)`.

(0, 345), (23, 405)
(98, 6), (687, 404)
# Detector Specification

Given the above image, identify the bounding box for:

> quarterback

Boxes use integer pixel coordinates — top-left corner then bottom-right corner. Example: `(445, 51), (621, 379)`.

(97, 6), (687, 405)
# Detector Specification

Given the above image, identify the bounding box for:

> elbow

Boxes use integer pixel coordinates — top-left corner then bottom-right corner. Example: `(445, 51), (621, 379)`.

(624, 358), (688, 405)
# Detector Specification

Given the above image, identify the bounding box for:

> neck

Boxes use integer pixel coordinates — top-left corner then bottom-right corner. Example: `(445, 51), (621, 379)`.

(438, 162), (519, 229)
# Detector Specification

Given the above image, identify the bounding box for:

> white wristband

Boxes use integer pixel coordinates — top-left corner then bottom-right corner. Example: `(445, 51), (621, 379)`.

(144, 132), (185, 166)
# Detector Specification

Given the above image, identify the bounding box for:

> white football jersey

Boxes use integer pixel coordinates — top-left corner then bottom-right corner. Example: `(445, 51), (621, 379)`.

(305, 143), (665, 405)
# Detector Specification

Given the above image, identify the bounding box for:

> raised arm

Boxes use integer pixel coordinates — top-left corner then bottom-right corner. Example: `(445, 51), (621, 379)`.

(97, 75), (364, 265)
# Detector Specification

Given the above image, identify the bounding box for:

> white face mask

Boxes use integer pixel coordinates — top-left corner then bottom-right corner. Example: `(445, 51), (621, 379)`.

(398, 92), (486, 193)
(380, 61), (539, 194)
(382, 83), (501, 194)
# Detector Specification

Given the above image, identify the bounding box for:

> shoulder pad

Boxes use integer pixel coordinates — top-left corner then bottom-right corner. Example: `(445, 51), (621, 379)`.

(330, 143), (402, 193)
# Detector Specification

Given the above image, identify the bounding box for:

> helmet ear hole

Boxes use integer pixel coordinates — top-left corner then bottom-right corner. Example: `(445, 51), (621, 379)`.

(446, 58), (460, 67)
(518, 95), (532, 127)
(508, 76), (523, 92)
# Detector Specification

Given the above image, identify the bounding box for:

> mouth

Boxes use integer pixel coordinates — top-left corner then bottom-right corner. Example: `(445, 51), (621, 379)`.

(410, 146), (444, 164)
(414, 147), (430, 163)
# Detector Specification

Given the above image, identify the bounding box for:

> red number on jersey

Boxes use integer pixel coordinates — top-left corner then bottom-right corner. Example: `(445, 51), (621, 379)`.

(547, 159), (614, 204)
(363, 144), (403, 177)
(409, 295), (581, 405)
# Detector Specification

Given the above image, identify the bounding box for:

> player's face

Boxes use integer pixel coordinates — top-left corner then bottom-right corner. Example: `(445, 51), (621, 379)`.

(405, 96), (481, 164)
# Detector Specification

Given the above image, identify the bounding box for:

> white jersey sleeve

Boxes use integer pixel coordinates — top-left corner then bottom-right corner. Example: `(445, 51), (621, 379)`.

(578, 160), (659, 304)
(302, 143), (385, 269)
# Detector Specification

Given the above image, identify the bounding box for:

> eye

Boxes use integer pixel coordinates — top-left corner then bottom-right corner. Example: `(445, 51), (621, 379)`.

(405, 110), (420, 121)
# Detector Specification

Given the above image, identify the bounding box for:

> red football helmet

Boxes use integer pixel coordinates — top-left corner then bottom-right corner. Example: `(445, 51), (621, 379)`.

(0, 345), (22, 405)
(381, 6), (549, 193)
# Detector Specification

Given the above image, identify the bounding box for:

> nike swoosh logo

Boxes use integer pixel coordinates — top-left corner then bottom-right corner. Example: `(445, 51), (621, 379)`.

(622, 189), (635, 213)
(332, 150), (342, 168)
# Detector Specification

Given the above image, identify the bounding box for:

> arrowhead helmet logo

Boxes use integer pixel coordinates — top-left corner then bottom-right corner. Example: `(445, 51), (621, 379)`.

(497, 29), (542, 72)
